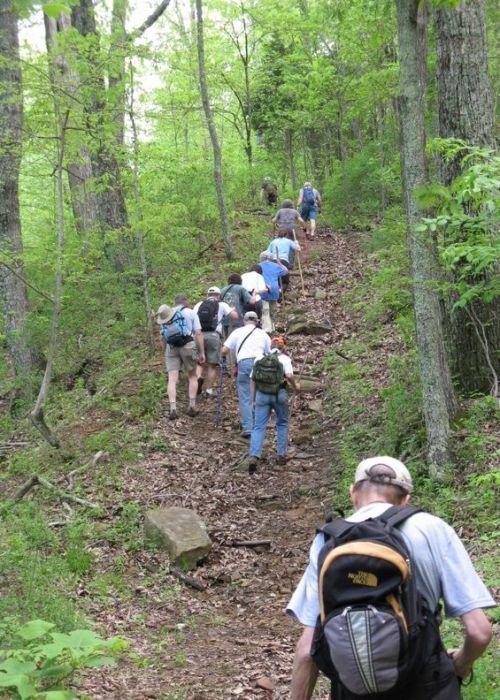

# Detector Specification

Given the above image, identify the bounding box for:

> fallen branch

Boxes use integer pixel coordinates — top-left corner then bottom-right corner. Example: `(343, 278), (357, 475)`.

(12, 475), (98, 509)
(334, 349), (351, 361)
(230, 539), (271, 549)
(169, 565), (207, 591)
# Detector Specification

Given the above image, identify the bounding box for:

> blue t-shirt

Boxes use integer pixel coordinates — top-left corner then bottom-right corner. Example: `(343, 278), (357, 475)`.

(260, 261), (287, 301)
(267, 237), (299, 264)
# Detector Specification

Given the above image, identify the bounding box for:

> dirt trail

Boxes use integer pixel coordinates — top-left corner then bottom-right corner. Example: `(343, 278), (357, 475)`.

(81, 228), (365, 699)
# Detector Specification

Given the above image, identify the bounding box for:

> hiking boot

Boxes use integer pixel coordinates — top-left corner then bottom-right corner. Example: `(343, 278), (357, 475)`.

(248, 456), (259, 474)
(169, 409), (178, 420)
(186, 406), (199, 417)
(240, 431), (251, 439)
(205, 388), (215, 397)
(277, 455), (287, 466)
(197, 377), (204, 396)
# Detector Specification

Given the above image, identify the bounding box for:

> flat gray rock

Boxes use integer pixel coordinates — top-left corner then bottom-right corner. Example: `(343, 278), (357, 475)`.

(287, 313), (332, 335)
(144, 507), (212, 570)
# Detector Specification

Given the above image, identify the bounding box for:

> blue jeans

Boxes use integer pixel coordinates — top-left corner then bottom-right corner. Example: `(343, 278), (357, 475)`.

(249, 388), (289, 458)
(237, 358), (254, 433)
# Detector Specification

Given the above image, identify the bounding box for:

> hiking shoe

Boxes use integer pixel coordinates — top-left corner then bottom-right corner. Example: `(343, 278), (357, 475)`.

(205, 388), (215, 397)
(186, 407), (199, 417)
(277, 455), (287, 466)
(241, 431), (251, 439)
(197, 377), (204, 395)
(169, 409), (178, 420)
(248, 456), (259, 474)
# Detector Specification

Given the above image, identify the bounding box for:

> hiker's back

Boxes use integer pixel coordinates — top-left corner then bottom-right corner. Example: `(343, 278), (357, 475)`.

(311, 506), (452, 699)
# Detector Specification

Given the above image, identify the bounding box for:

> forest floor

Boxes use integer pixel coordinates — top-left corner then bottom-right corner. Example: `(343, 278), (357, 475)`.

(72, 225), (364, 699)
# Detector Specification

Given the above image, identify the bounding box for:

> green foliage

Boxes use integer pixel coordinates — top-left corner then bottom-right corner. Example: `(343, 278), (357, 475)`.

(416, 143), (499, 310)
(0, 619), (126, 700)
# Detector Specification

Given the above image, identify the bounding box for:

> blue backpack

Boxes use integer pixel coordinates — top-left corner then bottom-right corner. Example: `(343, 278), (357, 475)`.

(303, 186), (316, 205)
(160, 307), (193, 347)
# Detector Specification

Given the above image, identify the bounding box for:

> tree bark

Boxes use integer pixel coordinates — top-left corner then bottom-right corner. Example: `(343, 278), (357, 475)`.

(395, 0), (457, 476)
(43, 12), (100, 240)
(0, 0), (33, 402)
(434, 0), (499, 395)
(71, 0), (129, 271)
(195, 0), (234, 261)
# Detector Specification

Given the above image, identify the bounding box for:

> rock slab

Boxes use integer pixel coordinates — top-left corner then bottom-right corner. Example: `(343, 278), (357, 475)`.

(287, 309), (332, 335)
(144, 507), (212, 570)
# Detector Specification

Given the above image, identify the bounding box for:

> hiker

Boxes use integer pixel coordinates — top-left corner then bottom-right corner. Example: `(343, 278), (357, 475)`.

(241, 264), (269, 320)
(259, 251), (288, 331)
(297, 181), (321, 239)
(287, 456), (494, 700)
(247, 336), (300, 473)
(272, 199), (305, 240)
(267, 231), (301, 293)
(221, 311), (271, 437)
(261, 176), (278, 206)
(193, 287), (238, 397)
(220, 273), (255, 338)
(156, 296), (205, 420)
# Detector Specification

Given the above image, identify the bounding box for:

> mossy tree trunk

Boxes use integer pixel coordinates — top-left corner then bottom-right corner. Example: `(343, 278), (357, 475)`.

(0, 0), (33, 402)
(435, 0), (499, 396)
(395, 0), (457, 476)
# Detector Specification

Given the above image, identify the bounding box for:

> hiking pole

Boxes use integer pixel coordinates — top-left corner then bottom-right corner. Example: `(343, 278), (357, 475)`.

(299, 225), (309, 265)
(215, 358), (225, 425)
(292, 229), (306, 297)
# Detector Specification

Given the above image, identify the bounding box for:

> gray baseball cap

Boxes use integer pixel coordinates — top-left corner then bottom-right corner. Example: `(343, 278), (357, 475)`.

(354, 456), (413, 493)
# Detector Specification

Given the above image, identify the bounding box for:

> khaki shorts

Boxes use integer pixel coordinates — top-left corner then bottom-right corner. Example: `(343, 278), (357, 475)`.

(203, 331), (222, 365)
(166, 340), (198, 372)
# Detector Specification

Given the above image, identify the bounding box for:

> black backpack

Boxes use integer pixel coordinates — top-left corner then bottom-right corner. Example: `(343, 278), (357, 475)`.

(252, 352), (285, 394)
(197, 299), (219, 332)
(311, 506), (442, 698)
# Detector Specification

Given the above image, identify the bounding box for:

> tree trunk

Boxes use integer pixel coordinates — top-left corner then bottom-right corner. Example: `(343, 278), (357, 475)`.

(395, 0), (457, 476)
(43, 12), (100, 240)
(195, 0), (234, 261)
(285, 129), (297, 191)
(434, 0), (499, 395)
(71, 0), (129, 271)
(0, 0), (32, 402)
(109, 0), (128, 147)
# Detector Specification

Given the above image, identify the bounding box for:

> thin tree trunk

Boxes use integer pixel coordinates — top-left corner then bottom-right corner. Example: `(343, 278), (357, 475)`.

(434, 0), (499, 395)
(285, 129), (297, 191)
(0, 0), (32, 402)
(30, 108), (69, 449)
(109, 0), (128, 147)
(195, 0), (234, 261)
(128, 63), (154, 352)
(395, 0), (457, 476)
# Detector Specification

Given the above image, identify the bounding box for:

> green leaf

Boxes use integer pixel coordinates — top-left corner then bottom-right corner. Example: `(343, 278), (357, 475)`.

(36, 691), (77, 699)
(17, 620), (55, 642)
(84, 655), (116, 668)
(0, 673), (37, 699)
(0, 658), (37, 675)
(43, 3), (72, 19)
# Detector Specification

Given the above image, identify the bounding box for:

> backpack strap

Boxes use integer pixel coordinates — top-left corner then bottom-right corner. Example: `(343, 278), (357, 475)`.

(377, 504), (422, 528)
(318, 518), (353, 543)
(221, 285), (234, 301)
(166, 306), (186, 325)
(236, 326), (257, 356)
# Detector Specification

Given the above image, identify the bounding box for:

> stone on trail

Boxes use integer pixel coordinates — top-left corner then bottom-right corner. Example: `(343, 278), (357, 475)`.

(314, 287), (327, 300)
(287, 309), (332, 335)
(144, 507), (212, 570)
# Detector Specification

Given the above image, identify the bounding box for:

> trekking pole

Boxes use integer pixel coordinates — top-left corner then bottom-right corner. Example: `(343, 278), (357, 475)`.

(292, 230), (306, 297)
(215, 358), (225, 425)
(299, 225), (309, 264)
(288, 351), (310, 426)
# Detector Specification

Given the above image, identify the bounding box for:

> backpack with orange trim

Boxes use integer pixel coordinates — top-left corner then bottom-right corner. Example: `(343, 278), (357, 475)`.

(311, 506), (443, 698)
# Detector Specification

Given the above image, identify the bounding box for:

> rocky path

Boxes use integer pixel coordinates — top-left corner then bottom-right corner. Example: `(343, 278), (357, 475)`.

(80, 227), (366, 699)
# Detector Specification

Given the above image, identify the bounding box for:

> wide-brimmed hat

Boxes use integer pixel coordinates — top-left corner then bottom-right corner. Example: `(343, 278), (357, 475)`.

(304, 181), (311, 187)
(354, 456), (413, 493)
(207, 286), (221, 295)
(244, 311), (259, 322)
(156, 304), (175, 324)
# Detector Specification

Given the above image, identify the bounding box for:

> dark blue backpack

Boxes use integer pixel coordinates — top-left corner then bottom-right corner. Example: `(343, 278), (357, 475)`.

(303, 186), (316, 205)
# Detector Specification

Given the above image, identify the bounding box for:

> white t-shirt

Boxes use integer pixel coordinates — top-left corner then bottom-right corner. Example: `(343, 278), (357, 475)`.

(252, 348), (293, 376)
(223, 325), (271, 361)
(193, 299), (232, 335)
(241, 271), (267, 302)
(287, 501), (495, 627)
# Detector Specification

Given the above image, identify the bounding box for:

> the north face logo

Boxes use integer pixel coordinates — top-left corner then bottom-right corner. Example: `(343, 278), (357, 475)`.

(347, 571), (378, 587)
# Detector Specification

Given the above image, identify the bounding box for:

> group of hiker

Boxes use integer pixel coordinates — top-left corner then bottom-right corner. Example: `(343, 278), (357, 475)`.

(155, 183), (495, 699)
(262, 178), (322, 240)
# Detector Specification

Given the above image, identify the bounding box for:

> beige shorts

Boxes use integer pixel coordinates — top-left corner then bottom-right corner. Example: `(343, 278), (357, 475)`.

(166, 341), (198, 372)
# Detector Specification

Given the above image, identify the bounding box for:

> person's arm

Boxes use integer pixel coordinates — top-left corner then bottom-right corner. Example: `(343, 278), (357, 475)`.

(448, 609), (492, 679)
(194, 329), (205, 364)
(291, 627), (318, 700)
(297, 190), (303, 207)
(285, 371), (300, 392)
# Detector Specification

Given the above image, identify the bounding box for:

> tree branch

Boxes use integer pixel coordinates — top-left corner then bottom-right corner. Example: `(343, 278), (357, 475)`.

(130, 0), (173, 40)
